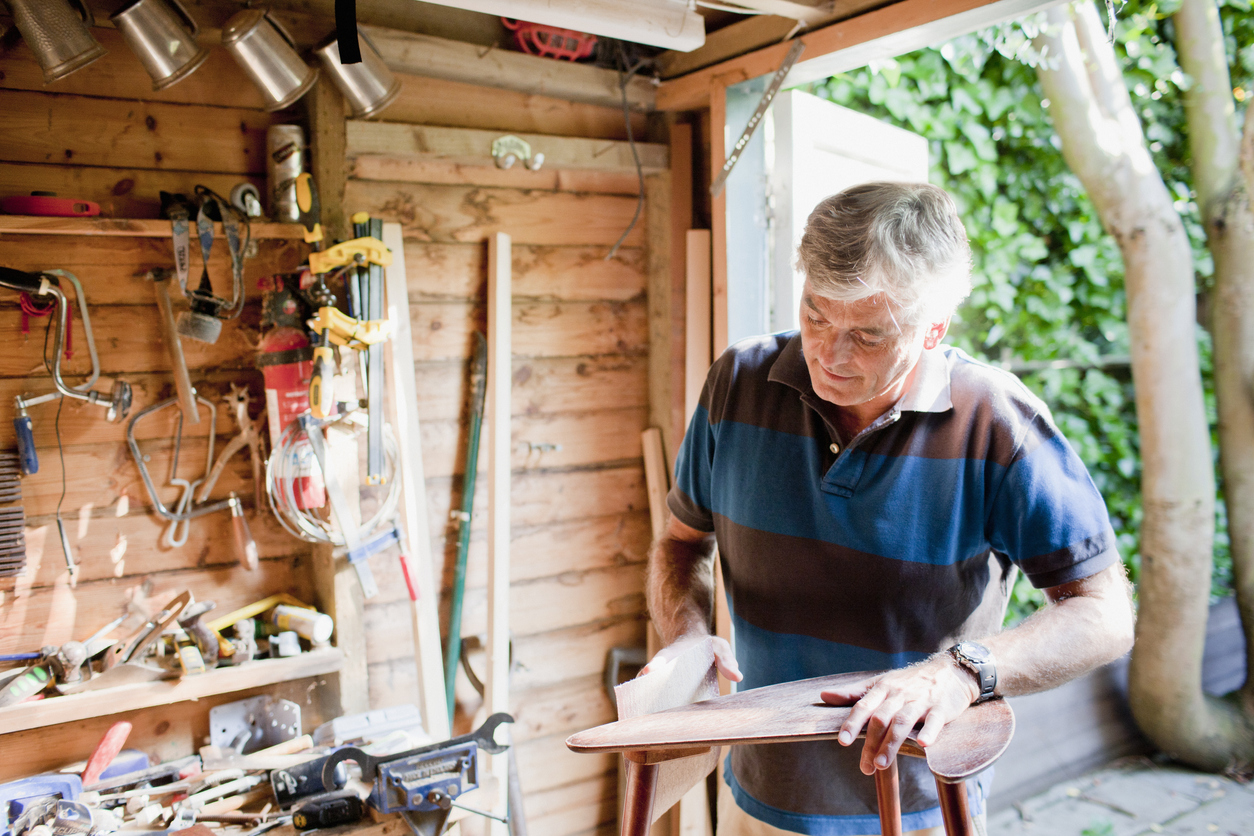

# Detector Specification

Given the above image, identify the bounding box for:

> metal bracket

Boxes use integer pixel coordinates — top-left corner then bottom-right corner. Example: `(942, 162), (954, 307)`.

(209, 695), (301, 754)
(491, 135), (544, 171)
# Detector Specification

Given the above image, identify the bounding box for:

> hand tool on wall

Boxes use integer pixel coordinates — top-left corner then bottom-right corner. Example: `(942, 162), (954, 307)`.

(321, 713), (515, 836)
(351, 212), (387, 484)
(162, 187), (249, 344)
(147, 268), (200, 424)
(446, 331), (488, 721)
(81, 721), (133, 787)
(196, 385), (266, 511)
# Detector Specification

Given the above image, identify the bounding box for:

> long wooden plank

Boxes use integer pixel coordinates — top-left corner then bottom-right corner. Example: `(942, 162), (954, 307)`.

(15, 509), (303, 591)
(401, 243), (646, 303)
(344, 180), (646, 247)
(514, 731), (619, 794)
(0, 649), (342, 733)
(347, 122), (669, 174)
(352, 156), (643, 195)
(0, 163), (266, 220)
(364, 24), (655, 112)
(407, 300), (648, 363)
(413, 355), (648, 422)
(364, 561), (647, 654)
(663, 124), (694, 465)
(0, 556), (313, 655)
(0, 89), (270, 174)
(515, 769), (619, 836)
(710, 91), (730, 358)
(7, 437), (259, 519)
(0, 27), (268, 109)
(485, 232), (512, 833)
(685, 230), (714, 421)
(0, 219), (304, 241)
(419, 406), (649, 479)
(382, 221), (449, 739)
(426, 465), (649, 534)
(384, 73), (646, 140)
(656, 0), (1062, 111)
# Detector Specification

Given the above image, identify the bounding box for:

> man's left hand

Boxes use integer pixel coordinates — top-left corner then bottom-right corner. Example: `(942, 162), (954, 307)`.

(819, 656), (978, 775)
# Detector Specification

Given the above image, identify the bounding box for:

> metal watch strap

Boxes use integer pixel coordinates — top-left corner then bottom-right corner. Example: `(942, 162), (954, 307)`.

(949, 641), (997, 703)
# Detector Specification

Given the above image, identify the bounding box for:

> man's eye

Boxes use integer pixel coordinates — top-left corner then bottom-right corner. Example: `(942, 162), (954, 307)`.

(854, 334), (883, 347)
(806, 316), (826, 328)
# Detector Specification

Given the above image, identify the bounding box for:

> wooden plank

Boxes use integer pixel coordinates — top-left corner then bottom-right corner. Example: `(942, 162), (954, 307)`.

(514, 674), (614, 745)
(485, 232), (512, 833)
(383, 73), (646, 140)
(426, 465), (649, 536)
(710, 91), (729, 358)
(412, 355), (647, 423)
(512, 615), (648, 691)
(642, 429), (670, 541)
(0, 674), (338, 783)
(0, 163), (265, 220)
(0, 305), (258, 377)
(514, 732), (619, 794)
(352, 156), (643, 195)
(419, 406), (649, 479)
(6, 436), (260, 520)
(0, 218), (305, 240)
(365, 561), (647, 656)
(364, 24), (655, 112)
(523, 771), (620, 836)
(0, 556), (313, 655)
(0, 90), (269, 174)
(308, 81), (350, 243)
(344, 180), (646, 247)
(401, 243), (646, 303)
(15, 508), (302, 591)
(0, 236), (305, 303)
(685, 230), (713, 421)
(347, 122), (669, 174)
(0, 649), (341, 733)
(0, 27), (269, 109)
(407, 300), (648, 363)
(645, 171), (677, 484)
(656, 0), (1062, 111)
(658, 16), (803, 79)
(382, 221), (449, 738)
(666, 124), (695, 466)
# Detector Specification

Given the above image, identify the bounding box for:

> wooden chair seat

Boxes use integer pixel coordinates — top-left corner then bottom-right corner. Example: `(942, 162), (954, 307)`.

(566, 670), (1015, 836)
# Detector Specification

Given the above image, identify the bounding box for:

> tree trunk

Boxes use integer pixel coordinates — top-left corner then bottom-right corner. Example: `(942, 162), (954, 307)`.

(1034, 2), (1241, 770)
(1176, 0), (1254, 729)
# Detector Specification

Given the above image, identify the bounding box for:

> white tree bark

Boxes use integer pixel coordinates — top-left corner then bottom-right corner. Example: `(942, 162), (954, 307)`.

(1177, 0), (1254, 728)
(1035, 2), (1232, 768)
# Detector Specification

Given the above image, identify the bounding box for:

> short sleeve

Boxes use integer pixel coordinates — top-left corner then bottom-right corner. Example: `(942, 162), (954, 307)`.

(986, 415), (1119, 589)
(667, 393), (716, 533)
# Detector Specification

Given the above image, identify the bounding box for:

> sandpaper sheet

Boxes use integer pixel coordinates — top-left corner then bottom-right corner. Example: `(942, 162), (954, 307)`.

(614, 637), (721, 824)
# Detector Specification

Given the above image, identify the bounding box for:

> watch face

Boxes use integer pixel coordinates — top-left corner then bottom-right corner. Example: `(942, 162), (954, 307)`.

(956, 641), (991, 663)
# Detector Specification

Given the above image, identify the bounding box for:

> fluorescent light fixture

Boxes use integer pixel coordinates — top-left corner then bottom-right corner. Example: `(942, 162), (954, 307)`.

(415, 0), (706, 51)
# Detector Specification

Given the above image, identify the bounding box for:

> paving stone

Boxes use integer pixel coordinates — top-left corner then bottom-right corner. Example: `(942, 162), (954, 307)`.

(1147, 789), (1254, 836)
(1081, 771), (1205, 822)
(987, 797), (1142, 836)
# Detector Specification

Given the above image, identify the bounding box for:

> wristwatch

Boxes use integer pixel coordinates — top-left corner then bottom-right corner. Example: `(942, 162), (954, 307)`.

(948, 641), (997, 703)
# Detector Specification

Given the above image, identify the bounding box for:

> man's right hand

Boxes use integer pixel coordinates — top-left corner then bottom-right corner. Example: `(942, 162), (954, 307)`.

(639, 633), (743, 682)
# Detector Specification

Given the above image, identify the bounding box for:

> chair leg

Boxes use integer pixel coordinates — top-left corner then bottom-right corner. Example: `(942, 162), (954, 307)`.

(874, 760), (902, 836)
(934, 777), (973, 836)
(621, 757), (660, 836)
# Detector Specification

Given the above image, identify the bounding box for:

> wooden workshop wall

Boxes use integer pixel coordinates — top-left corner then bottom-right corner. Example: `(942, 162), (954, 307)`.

(345, 73), (658, 836)
(0, 28), (323, 763)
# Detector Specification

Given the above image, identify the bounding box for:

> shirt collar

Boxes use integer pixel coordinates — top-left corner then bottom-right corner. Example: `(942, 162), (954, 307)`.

(768, 333), (953, 414)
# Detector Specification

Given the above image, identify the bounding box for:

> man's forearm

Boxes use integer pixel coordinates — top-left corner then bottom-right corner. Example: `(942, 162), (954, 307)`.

(646, 532), (717, 645)
(980, 563), (1136, 697)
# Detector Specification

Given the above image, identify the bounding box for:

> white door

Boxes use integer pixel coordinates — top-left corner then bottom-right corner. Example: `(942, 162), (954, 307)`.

(768, 89), (930, 331)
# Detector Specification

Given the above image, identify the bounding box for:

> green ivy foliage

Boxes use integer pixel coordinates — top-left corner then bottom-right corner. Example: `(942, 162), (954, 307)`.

(808, 0), (1252, 622)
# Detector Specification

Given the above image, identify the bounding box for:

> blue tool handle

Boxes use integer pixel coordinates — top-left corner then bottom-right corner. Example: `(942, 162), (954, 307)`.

(0, 652), (41, 662)
(14, 415), (38, 475)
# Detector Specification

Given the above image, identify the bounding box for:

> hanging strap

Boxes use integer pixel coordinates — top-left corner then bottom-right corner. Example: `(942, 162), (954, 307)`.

(335, 0), (361, 64)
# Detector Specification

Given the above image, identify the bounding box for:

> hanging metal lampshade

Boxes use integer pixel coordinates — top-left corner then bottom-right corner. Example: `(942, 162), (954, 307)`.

(220, 8), (318, 111)
(313, 31), (400, 119)
(110, 0), (210, 91)
(5, 0), (106, 83)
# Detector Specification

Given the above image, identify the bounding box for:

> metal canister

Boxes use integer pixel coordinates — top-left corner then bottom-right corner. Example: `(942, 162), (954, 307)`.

(313, 32), (401, 119)
(221, 8), (318, 111)
(6, 0), (106, 83)
(267, 124), (305, 222)
(110, 0), (209, 91)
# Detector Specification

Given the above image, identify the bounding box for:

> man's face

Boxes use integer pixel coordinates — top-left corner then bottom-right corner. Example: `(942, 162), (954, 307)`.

(798, 287), (944, 414)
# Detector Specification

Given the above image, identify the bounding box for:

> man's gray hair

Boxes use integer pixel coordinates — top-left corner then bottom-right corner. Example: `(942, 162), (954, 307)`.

(796, 182), (972, 328)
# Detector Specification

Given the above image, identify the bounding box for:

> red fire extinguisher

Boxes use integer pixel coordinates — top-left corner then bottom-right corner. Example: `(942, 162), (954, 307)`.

(258, 327), (325, 509)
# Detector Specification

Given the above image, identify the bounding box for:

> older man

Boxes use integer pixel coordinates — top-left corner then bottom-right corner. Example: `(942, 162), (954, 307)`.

(646, 182), (1135, 835)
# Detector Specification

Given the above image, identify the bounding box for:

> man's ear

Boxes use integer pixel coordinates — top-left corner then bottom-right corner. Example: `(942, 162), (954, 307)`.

(922, 317), (950, 350)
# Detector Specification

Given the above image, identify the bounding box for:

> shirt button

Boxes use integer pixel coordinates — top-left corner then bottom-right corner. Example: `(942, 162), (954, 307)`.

(830, 443), (840, 454)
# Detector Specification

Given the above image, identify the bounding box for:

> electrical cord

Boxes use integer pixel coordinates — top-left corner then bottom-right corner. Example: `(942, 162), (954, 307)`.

(265, 414), (401, 545)
(605, 42), (647, 261)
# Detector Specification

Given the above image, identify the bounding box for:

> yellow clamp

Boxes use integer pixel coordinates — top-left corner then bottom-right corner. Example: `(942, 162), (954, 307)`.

(308, 235), (393, 275)
(308, 305), (394, 350)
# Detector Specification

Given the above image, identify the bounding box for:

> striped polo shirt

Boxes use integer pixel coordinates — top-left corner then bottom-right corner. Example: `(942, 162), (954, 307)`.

(667, 332), (1118, 835)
